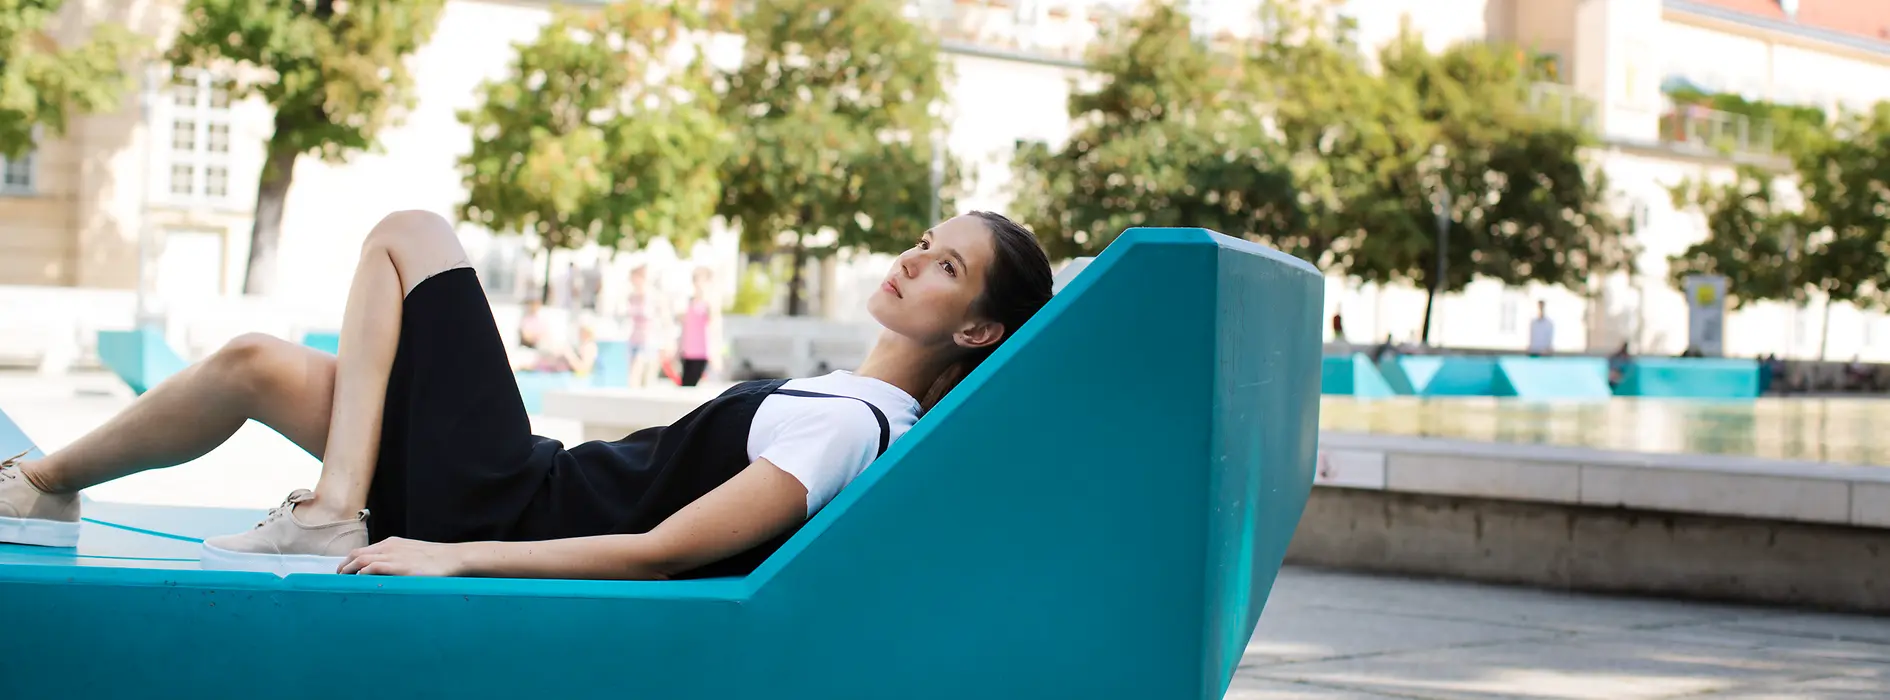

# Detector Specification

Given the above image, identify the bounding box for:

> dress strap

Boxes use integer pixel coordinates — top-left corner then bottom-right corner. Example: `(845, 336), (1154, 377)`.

(772, 389), (892, 457)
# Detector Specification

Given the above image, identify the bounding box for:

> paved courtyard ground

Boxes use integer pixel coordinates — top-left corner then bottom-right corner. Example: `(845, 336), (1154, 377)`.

(3, 371), (1885, 698)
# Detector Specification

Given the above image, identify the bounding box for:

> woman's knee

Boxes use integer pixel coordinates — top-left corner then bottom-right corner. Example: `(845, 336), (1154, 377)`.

(362, 210), (469, 288)
(209, 333), (296, 400)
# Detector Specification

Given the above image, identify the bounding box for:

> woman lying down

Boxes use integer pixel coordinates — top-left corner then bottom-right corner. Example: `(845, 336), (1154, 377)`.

(0, 210), (1052, 580)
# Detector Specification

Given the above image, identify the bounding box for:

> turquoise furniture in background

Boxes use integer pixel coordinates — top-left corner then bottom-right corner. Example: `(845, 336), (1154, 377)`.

(1378, 355), (1612, 400)
(300, 330), (342, 355)
(1619, 357), (1761, 399)
(95, 328), (189, 395)
(592, 339), (630, 386)
(1322, 353), (1395, 397)
(1, 228), (1323, 699)
(1492, 357), (1613, 400)
(1380, 355), (1495, 396)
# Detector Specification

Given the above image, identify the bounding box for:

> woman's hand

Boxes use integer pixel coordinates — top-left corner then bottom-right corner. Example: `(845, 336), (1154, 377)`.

(338, 537), (470, 577)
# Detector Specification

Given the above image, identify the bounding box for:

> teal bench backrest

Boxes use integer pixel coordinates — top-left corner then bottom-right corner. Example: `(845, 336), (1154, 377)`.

(745, 228), (1325, 699)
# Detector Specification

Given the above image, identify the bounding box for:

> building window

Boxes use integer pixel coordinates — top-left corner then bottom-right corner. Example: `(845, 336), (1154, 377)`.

(0, 152), (33, 194)
(161, 68), (234, 204)
(1500, 293), (1520, 334)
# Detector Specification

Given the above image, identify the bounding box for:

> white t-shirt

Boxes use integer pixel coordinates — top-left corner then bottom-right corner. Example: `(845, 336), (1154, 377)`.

(745, 371), (921, 516)
(1528, 316), (1555, 353)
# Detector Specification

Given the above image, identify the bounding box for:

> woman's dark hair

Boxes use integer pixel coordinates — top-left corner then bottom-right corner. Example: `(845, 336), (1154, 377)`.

(920, 211), (1054, 412)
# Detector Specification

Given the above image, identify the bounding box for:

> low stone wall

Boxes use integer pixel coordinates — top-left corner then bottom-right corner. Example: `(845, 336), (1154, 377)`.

(1286, 487), (1890, 613)
(1303, 432), (1890, 612)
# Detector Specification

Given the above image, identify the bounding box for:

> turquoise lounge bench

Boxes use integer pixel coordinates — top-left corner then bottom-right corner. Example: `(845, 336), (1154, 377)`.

(1618, 357), (1761, 399)
(1379, 355), (1612, 400)
(95, 328), (189, 395)
(1322, 353), (1395, 397)
(1492, 357), (1612, 400)
(300, 330), (342, 355)
(0, 228), (1323, 699)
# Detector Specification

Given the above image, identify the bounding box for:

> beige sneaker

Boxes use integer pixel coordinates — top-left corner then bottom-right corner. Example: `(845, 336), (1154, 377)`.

(199, 489), (368, 575)
(0, 450), (80, 548)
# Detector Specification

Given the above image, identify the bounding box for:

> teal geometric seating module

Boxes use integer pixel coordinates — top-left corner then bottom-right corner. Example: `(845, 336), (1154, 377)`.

(1322, 353), (1395, 397)
(513, 369), (579, 414)
(301, 330), (342, 355)
(95, 328), (189, 395)
(592, 339), (630, 387)
(518, 341), (633, 411)
(0, 228), (1323, 699)
(1383, 355), (1495, 396)
(1618, 357), (1761, 399)
(1492, 357), (1613, 400)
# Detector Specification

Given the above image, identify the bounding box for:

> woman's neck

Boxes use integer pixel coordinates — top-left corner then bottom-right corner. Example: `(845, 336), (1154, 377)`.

(851, 330), (955, 403)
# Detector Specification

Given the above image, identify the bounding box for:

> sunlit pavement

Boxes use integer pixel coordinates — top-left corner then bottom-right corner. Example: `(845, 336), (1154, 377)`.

(4, 371), (1884, 699)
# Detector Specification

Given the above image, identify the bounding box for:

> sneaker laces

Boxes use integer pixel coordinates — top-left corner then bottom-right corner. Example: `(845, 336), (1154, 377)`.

(251, 491), (312, 529)
(0, 449), (29, 480)
(250, 490), (368, 529)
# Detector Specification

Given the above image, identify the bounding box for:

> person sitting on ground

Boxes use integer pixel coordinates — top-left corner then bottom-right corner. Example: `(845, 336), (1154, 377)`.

(0, 210), (1052, 580)
(1607, 342), (1631, 388)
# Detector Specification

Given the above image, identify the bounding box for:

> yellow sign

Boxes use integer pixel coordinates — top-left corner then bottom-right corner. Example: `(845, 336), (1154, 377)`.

(1694, 284), (1717, 306)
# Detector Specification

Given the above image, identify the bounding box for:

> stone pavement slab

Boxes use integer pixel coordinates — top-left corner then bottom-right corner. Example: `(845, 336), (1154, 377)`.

(1238, 569), (1890, 700)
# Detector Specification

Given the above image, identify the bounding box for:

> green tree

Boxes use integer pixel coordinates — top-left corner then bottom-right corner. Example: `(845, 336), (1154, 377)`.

(717, 0), (957, 315)
(0, 0), (141, 159)
(1667, 166), (1799, 310)
(1355, 29), (1629, 343)
(457, 1), (728, 301)
(1795, 104), (1890, 348)
(1672, 104), (1890, 359)
(1239, 0), (1425, 271)
(169, 0), (445, 295)
(1011, 1), (1301, 261)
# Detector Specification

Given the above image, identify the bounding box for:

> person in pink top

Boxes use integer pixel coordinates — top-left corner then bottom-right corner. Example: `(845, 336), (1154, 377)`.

(676, 265), (722, 386)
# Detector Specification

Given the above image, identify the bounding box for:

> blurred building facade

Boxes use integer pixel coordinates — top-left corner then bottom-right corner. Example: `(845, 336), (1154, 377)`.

(4, 0), (1888, 360)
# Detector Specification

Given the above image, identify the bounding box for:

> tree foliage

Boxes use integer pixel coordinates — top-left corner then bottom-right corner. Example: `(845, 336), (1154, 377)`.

(0, 0), (141, 159)
(458, 1), (728, 257)
(1014, 0), (1626, 302)
(169, 0), (445, 294)
(1352, 28), (1629, 295)
(717, 0), (956, 314)
(1671, 103), (1890, 328)
(1667, 166), (1799, 308)
(1011, 2), (1301, 260)
(1794, 103), (1890, 310)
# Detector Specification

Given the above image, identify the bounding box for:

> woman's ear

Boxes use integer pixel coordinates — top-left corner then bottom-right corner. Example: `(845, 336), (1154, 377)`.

(954, 320), (1006, 350)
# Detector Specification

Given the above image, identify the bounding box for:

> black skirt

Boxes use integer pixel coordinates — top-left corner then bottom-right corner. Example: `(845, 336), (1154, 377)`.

(365, 268), (888, 578)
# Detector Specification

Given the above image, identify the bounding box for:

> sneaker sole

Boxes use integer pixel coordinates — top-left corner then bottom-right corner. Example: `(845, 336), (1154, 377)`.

(0, 514), (80, 548)
(199, 543), (345, 576)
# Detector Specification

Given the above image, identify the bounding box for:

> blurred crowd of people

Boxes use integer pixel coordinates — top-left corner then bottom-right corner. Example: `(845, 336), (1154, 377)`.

(510, 261), (725, 388)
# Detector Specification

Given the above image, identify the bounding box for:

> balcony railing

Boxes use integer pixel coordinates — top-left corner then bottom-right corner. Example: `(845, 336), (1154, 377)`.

(1658, 101), (1776, 157)
(906, 0), (1117, 63)
(1527, 82), (1598, 132)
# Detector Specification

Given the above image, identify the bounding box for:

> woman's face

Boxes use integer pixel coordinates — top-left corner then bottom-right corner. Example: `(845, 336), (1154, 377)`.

(868, 214), (1003, 351)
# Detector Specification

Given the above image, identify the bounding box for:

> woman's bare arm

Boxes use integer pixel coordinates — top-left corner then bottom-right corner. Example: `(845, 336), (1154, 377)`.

(339, 458), (808, 580)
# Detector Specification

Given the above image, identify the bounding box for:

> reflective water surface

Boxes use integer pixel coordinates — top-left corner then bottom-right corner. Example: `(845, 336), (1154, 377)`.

(1320, 396), (1890, 466)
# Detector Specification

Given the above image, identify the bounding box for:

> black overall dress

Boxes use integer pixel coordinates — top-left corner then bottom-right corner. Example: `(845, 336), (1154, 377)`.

(365, 268), (890, 579)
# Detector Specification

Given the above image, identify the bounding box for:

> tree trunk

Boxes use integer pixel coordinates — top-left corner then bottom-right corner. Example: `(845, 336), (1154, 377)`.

(785, 235), (808, 316)
(242, 120), (301, 296)
(541, 249), (553, 304)
(1818, 295), (1834, 361)
(1420, 272), (1438, 346)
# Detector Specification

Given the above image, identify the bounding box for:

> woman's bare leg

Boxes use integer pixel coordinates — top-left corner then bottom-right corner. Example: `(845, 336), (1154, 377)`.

(20, 335), (336, 494)
(292, 210), (472, 524)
